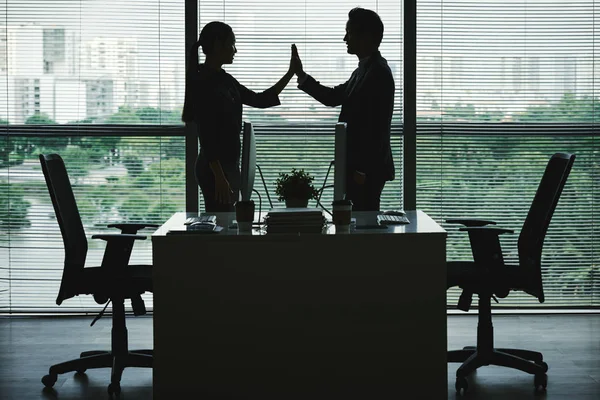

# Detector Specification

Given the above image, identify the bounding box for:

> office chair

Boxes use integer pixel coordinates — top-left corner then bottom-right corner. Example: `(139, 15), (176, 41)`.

(446, 152), (575, 395)
(39, 153), (157, 396)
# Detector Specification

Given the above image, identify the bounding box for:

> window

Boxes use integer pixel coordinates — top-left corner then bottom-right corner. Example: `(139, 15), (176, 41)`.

(0, 0), (185, 313)
(417, 0), (599, 307)
(2, 0), (597, 313)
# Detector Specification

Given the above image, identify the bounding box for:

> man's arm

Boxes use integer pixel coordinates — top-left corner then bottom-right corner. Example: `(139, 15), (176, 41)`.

(299, 75), (352, 107)
(292, 44), (350, 107)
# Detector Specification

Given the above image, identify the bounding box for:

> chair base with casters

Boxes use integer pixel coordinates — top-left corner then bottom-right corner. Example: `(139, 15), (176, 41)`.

(448, 293), (548, 395)
(41, 297), (153, 396)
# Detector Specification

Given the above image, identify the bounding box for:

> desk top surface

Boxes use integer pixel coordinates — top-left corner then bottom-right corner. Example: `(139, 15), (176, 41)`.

(152, 210), (445, 239)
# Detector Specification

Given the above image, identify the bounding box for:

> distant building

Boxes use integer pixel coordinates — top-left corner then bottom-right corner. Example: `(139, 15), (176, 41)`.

(0, 23), (185, 124)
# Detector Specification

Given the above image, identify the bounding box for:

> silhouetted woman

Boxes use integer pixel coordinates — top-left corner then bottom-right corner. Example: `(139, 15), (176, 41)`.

(182, 21), (294, 212)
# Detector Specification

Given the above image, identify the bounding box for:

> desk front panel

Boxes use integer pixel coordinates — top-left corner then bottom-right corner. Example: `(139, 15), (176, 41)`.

(152, 212), (447, 399)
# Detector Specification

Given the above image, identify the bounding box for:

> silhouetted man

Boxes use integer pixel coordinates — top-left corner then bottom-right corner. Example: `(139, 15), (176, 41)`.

(292, 7), (395, 211)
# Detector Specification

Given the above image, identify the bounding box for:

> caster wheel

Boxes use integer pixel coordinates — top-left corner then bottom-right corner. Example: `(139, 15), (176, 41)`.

(76, 369), (87, 374)
(108, 382), (121, 396)
(42, 374), (57, 388)
(455, 377), (468, 395)
(534, 373), (547, 391)
(537, 361), (549, 373)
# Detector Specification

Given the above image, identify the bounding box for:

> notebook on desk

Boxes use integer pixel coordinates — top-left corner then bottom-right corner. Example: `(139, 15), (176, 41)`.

(167, 225), (223, 235)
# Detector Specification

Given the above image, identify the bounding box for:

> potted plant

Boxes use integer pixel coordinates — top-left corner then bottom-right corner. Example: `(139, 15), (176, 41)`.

(274, 168), (319, 208)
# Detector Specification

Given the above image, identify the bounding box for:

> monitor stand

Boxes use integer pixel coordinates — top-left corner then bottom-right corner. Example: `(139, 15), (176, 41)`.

(256, 164), (273, 209)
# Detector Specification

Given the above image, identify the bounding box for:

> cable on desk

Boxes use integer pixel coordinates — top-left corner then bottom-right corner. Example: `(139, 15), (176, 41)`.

(252, 188), (263, 225)
(315, 185), (334, 217)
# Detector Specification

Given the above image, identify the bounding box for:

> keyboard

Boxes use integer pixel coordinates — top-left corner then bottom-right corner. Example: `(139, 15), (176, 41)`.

(377, 214), (410, 225)
(184, 215), (217, 225)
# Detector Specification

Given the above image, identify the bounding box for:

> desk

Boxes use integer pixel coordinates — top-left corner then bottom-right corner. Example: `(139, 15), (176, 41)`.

(152, 210), (447, 399)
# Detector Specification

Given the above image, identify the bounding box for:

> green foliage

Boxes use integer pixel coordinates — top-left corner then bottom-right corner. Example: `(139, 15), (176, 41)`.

(67, 117), (98, 124)
(121, 136), (184, 160)
(25, 113), (57, 125)
(105, 106), (142, 124)
(420, 93), (600, 123)
(443, 103), (504, 122)
(514, 93), (600, 123)
(0, 183), (31, 230)
(92, 106), (182, 125)
(59, 146), (92, 181)
(135, 107), (182, 124)
(77, 157), (185, 226)
(161, 136), (185, 159)
(123, 155), (144, 177)
(23, 113), (70, 151)
(0, 136), (33, 167)
(147, 157), (185, 181)
(274, 168), (319, 202)
(115, 158), (184, 223)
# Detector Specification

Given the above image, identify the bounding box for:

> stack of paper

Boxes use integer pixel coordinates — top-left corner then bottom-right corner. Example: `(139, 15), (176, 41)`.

(264, 208), (326, 234)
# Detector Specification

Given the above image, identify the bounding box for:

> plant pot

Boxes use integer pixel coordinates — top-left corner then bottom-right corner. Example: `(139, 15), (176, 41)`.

(285, 197), (309, 208)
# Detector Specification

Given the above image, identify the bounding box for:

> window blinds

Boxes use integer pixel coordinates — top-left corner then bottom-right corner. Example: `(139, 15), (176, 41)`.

(417, 0), (598, 307)
(0, 0), (186, 313)
(3, 0), (597, 313)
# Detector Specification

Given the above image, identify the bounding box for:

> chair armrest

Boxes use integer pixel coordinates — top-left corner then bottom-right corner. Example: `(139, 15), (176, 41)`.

(460, 226), (513, 277)
(107, 223), (160, 234)
(92, 233), (147, 241)
(92, 234), (146, 270)
(446, 218), (497, 227)
(459, 226), (514, 235)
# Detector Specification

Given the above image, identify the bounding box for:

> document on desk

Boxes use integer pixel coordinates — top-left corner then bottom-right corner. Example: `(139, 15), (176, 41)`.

(166, 226), (223, 235)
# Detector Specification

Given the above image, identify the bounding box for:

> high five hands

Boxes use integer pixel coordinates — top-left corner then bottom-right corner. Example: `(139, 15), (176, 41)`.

(289, 44), (305, 78)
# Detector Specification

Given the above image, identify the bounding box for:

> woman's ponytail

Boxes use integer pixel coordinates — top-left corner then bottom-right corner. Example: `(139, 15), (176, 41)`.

(188, 40), (201, 73)
(182, 40), (202, 123)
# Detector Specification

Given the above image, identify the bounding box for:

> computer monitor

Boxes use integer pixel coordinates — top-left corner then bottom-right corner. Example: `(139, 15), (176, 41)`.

(240, 121), (256, 202)
(333, 122), (347, 201)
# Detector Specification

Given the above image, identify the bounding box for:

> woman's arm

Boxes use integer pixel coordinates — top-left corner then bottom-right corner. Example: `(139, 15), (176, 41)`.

(236, 45), (297, 108)
(208, 160), (234, 204)
(267, 69), (294, 96)
(293, 44), (349, 107)
(264, 44), (296, 95)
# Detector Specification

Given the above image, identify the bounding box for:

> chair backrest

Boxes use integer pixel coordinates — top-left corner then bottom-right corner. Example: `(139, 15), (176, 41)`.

(39, 153), (88, 305)
(518, 152), (575, 303)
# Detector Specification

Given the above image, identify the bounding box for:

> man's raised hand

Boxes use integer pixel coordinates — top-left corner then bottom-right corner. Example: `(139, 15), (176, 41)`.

(291, 44), (305, 78)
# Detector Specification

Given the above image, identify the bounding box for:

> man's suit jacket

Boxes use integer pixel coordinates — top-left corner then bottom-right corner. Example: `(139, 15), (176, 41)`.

(299, 51), (395, 182)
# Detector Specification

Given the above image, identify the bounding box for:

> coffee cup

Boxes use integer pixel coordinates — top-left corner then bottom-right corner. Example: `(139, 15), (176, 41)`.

(332, 199), (353, 234)
(235, 200), (255, 233)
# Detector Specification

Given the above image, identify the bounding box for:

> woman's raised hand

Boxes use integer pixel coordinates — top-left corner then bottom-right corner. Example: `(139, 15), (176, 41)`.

(290, 44), (304, 77)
